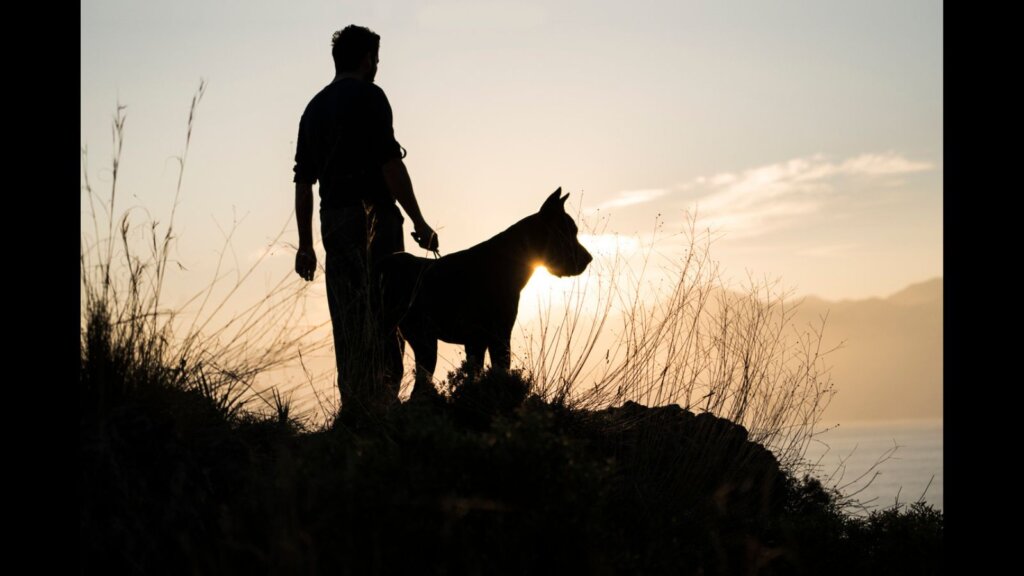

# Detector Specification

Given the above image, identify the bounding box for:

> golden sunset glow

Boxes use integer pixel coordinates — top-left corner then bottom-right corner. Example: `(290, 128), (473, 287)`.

(520, 264), (559, 309)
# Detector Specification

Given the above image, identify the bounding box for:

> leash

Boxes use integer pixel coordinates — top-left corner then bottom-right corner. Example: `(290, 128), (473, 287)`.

(388, 231), (439, 328)
(411, 231), (441, 259)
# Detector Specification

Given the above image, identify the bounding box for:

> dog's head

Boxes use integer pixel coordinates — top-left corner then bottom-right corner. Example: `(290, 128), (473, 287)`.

(529, 188), (593, 277)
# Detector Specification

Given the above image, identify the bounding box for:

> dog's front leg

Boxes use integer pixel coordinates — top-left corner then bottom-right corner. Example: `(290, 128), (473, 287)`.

(465, 342), (486, 375)
(487, 335), (512, 374)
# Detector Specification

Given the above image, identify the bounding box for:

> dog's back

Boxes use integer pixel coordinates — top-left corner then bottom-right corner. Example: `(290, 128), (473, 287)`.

(382, 243), (523, 346)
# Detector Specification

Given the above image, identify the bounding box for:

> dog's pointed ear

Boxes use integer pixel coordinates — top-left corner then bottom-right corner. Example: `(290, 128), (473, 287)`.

(541, 188), (563, 214)
(560, 192), (570, 207)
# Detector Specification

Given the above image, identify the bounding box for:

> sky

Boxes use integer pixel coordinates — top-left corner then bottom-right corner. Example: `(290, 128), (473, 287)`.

(81, 0), (942, 421)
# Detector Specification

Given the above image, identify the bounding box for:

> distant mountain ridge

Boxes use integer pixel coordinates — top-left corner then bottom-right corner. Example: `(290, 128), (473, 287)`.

(791, 277), (942, 421)
(885, 278), (943, 307)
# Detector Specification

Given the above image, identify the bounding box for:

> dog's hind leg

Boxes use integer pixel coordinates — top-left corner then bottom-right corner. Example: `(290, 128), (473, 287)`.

(408, 336), (440, 401)
(382, 330), (405, 403)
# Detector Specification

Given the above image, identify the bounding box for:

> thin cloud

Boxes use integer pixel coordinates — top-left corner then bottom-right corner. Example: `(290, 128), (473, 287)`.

(838, 153), (933, 176)
(687, 152), (934, 238)
(797, 243), (861, 258)
(578, 233), (640, 257)
(590, 188), (669, 211)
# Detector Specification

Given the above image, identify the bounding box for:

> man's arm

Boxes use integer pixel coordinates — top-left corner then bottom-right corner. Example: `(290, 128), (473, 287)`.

(295, 181), (317, 281)
(383, 157), (439, 251)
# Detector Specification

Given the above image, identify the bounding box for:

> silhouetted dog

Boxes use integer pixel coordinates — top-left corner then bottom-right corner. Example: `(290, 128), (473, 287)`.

(381, 188), (593, 400)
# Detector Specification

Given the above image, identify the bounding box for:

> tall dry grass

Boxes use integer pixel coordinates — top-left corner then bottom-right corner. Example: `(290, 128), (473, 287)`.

(80, 80), (331, 424)
(516, 211), (838, 471)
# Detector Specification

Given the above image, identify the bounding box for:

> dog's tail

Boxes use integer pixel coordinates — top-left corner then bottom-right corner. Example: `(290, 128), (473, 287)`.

(379, 252), (426, 331)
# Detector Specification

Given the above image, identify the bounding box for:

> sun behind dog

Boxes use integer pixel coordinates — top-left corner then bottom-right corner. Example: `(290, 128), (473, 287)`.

(381, 188), (593, 401)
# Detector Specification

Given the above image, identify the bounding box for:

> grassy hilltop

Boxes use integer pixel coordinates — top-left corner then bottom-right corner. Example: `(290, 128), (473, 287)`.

(80, 329), (941, 575)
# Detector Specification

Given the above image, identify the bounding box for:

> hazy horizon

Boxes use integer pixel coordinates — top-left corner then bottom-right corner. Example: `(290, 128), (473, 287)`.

(792, 276), (942, 422)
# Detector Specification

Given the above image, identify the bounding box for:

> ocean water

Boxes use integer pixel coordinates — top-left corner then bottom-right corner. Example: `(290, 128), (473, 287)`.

(801, 419), (943, 512)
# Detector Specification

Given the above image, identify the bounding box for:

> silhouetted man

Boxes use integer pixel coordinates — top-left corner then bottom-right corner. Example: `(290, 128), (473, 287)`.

(293, 25), (439, 420)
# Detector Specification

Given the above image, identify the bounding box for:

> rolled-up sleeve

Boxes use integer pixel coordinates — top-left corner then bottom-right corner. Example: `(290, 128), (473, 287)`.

(369, 88), (404, 164)
(293, 113), (318, 184)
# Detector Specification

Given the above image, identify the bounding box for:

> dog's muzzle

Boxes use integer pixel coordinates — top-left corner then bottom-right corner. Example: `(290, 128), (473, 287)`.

(574, 246), (593, 274)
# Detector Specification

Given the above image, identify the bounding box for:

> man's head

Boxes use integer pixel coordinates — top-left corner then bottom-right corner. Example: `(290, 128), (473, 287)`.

(332, 25), (380, 82)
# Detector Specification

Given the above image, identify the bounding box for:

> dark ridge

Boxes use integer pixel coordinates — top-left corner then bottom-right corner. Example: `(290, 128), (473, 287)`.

(81, 363), (942, 575)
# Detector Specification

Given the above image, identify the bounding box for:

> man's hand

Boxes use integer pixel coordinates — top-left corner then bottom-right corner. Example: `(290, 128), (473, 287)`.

(295, 181), (316, 280)
(295, 247), (317, 281)
(383, 158), (439, 252)
(411, 223), (440, 252)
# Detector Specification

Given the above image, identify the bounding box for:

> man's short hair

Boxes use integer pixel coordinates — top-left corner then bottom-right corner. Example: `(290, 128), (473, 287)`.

(332, 25), (381, 73)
